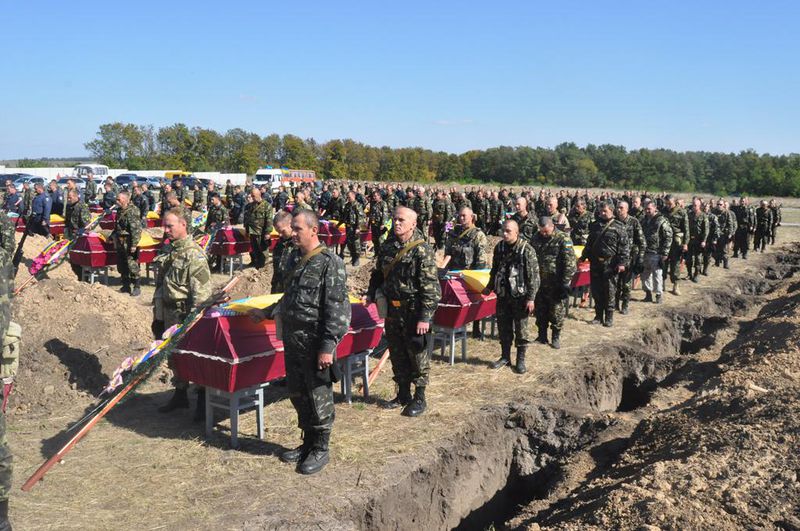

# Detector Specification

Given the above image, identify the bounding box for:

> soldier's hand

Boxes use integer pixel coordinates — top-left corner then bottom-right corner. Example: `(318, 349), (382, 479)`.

(700, 242), (706, 248)
(318, 352), (333, 370)
(416, 321), (430, 335)
(525, 300), (535, 314)
(617, 265), (625, 273)
(682, 244), (688, 252)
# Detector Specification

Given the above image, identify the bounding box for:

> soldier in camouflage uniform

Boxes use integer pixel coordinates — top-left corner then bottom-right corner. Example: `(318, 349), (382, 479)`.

(368, 190), (391, 251)
(753, 200), (774, 253)
(173, 180), (186, 205)
(530, 217), (576, 349)
(368, 207), (440, 417)
(412, 187), (433, 241)
(486, 219), (540, 373)
(641, 201), (673, 303)
(581, 202), (630, 327)
(431, 190), (455, 250)
(568, 199), (593, 245)
(154, 208), (213, 419)
(769, 199), (781, 245)
(662, 194), (689, 295)
(702, 202), (720, 275)
(111, 191), (142, 296)
(615, 201), (645, 314)
(488, 191), (504, 236)
(472, 191), (488, 231)
(511, 196), (537, 243)
(686, 198), (710, 283)
(341, 191), (365, 266)
(65, 189), (92, 280)
(243, 187), (274, 269)
(0, 213), (13, 529)
(84, 173), (98, 203)
(204, 194), (228, 232)
(270, 210), (296, 293)
(21, 182), (34, 217)
(251, 210), (350, 474)
(732, 197), (755, 259)
(714, 199), (736, 269)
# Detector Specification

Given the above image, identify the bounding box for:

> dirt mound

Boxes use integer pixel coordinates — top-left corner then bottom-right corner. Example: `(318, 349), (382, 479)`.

(228, 262), (273, 299)
(10, 278), (155, 418)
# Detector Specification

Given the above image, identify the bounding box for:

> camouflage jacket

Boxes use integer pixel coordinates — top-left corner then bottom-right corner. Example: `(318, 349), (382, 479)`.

(326, 196), (344, 221)
(153, 235), (212, 327)
(270, 236), (296, 294)
(0, 211), (14, 264)
(0, 214), (10, 335)
(64, 200), (92, 240)
(368, 199), (390, 229)
(488, 198), (503, 224)
(641, 213), (673, 256)
(755, 207), (774, 232)
(473, 197), (489, 225)
(205, 204), (228, 231)
(278, 244), (350, 354)
(714, 208), (737, 239)
(342, 201), (365, 229)
(687, 210), (710, 245)
(530, 228), (576, 289)
(174, 186), (186, 204)
(432, 197), (454, 224)
(368, 229), (441, 323)
(84, 180), (98, 202)
(385, 192), (399, 213)
(568, 211), (593, 245)
(581, 219), (630, 269)
(413, 195), (433, 224)
(665, 206), (690, 246)
(511, 212), (537, 243)
(771, 206), (781, 226)
(243, 199), (274, 238)
(732, 204), (755, 231)
(488, 238), (540, 300)
(193, 189), (205, 209)
(444, 225), (488, 271)
(707, 212), (720, 244)
(617, 214), (645, 267)
(112, 204), (142, 252)
(22, 188), (34, 215)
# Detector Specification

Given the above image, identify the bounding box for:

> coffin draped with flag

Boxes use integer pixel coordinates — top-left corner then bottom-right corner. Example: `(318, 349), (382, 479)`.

(68, 232), (163, 267)
(433, 269), (497, 328)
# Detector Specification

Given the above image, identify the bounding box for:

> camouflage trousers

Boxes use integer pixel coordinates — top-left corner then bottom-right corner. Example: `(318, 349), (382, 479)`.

(663, 242), (683, 284)
(754, 229), (770, 252)
(685, 241), (704, 279)
(283, 324), (335, 434)
(615, 267), (635, 306)
(496, 296), (533, 347)
(0, 411), (11, 502)
(534, 286), (568, 333)
(431, 222), (447, 250)
(714, 235), (731, 265)
(115, 248), (140, 284)
(385, 303), (430, 387)
(733, 228), (750, 258)
(771, 225), (778, 245)
(249, 235), (267, 269)
(345, 227), (361, 259)
(590, 265), (617, 314)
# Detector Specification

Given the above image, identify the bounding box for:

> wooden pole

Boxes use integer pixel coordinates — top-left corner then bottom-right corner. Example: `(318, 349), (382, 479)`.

(367, 349), (390, 386)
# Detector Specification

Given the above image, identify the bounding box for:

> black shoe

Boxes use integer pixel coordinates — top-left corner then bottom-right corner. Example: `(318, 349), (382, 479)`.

(491, 344), (512, 369)
(383, 382), (412, 409)
(691, 276), (699, 283)
(514, 347), (527, 374)
(352, 257), (361, 267)
(643, 291), (653, 303)
(193, 388), (206, 422)
(158, 389), (189, 413)
(298, 432), (330, 475)
(655, 294), (663, 304)
(401, 387), (427, 417)
(551, 330), (561, 349)
(603, 311), (614, 328)
(281, 431), (313, 464)
(121, 283), (131, 294)
(535, 329), (548, 344)
(620, 302), (629, 315)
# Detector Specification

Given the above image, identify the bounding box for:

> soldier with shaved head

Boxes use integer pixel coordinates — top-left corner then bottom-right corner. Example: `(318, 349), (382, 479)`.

(111, 190), (142, 296)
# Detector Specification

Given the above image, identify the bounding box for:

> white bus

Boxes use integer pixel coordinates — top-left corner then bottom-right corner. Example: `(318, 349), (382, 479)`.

(73, 164), (110, 179)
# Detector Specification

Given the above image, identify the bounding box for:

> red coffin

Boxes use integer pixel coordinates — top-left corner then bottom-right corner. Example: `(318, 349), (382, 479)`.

(433, 277), (497, 328)
(318, 221), (346, 247)
(172, 302), (384, 393)
(360, 229), (372, 243)
(89, 205), (104, 214)
(99, 212), (117, 230)
(69, 234), (117, 267)
(570, 260), (591, 289)
(12, 217), (64, 237)
(209, 227), (252, 256)
(137, 245), (162, 264)
(146, 216), (161, 228)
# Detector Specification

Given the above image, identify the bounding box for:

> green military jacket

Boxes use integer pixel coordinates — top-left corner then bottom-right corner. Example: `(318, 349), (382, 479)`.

(205, 204), (228, 231)
(270, 237), (296, 294)
(0, 212), (14, 264)
(642, 213), (673, 256)
(432, 197), (454, 225)
(687, 210), (710, 245)
(112, 204), (142, 252)
(665, 206), (690, 246)
(581, 218), (631, 269)
(714, 208), (736, 239)
(617, 214), (646, 268)
(153, 235), (212, 327)
(567, 211), (593, 245)
(64, 200), (92, 240)
(243, 199), (274, 238)
(488, 238), (540, 301)
(84, 180), (98, 202)
(444, 225), (488, 271)
(530, 228), (576, 289)
(511, 212), (537, 243)
(413, 194), (432, 225)
(342, 201), (365, 229)
(368, 199), (390, 229)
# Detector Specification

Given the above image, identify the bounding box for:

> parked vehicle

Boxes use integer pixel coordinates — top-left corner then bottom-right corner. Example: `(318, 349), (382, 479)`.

(73, 163), (110, 180)
(56, 176), (86, 194)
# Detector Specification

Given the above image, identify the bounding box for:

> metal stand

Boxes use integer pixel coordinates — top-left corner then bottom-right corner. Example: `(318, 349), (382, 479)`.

(80, 266), (109, 285)
(337, 350), (371, 404)
(220, 255), (243, 277)
(427, 325), (468, 365)
(480, 315), (497, 339)
(204, 383), (269, 449)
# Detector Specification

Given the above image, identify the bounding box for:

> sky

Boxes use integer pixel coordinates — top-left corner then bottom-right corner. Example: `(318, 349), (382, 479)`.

(1, 0), (798, 159)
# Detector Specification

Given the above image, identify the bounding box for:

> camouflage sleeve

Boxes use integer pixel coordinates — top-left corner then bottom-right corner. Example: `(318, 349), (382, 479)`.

(658, 219), (673, 256)
(130, 208), (142, 249)
(320, 255), (351, 354)
(615, 225), (631, 269)
(0, 214), (14, 258)
(560, 237), (577, 287)
(488, 242), (501, 292)
(524, 244), (540, 302)
(415, 244), (441, 323)
(188, 249), (213, 308)
(729, 211), (737, 234)
(680, 211), (690, 245)
(264, 204), (274, 236)
(634, 220), (645, 263)
(473, 231), (489, 269)
(79, 205), (92, 228)
(700, 215), (710, 242)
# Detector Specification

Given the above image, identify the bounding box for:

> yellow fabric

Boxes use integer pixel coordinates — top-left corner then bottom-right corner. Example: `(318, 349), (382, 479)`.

(146, 211), (160, 219)
(138, 233), (161, 248)
(327, 220), (346, 232)
(50, 214), (65, 223)
(270, 229), (278, 236)
(573, 245), (584, 259)
(458, 269), (491, 293)
(224, 293), (362, 313)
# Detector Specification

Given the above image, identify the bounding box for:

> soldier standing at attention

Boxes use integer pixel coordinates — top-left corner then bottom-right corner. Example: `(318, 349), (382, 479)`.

(111, 191), (142, 296)
(367, 207), (440, 417)
(251, 209), (350, 474)
(84, 172), (98, 203)
(615, 201), (645, 314)
(568, 199), (592, 245)
(205, 193), (228, 232)
(368, 190), (391, 250)
(714, 199), (736, 269)
(154, 209), (213, 419)
(732, 197), (755, 259)
(530, 217), (575, 350)
(662, 194), (689, 295)
(64, 189), (92, 280)
(511, 196), (537, 243)
(753, 200), (774, 253)
(270, 210), (296, 293)
(581, 201), (630, 327)
(243, 187), (274, 269)
(485, 220), (540, 373)
(341, 191), (365, 266)
(641, 200), (673, 304)
(686, 198), (710, 283)
(702, 202), (720, 275)
(769, 199), (781, 245)
(431, 190), (454, 250)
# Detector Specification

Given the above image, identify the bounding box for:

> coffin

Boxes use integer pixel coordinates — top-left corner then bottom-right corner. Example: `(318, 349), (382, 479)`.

(570, 259), (591, 289)
(12, 213), (65, 236)
(433, 273), (497, 328)
(99, 211), (117, 230)
(209, 227), (252, 256)
(146, 211), (161, 228)
(69, 233), (116, 267)
(318, 220), (346, 247)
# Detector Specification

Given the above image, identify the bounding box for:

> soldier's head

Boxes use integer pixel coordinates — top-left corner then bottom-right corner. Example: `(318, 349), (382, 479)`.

(393, 206), (417, 240)
(6, 184), (15, 195)
(645, 201), (658, 218)
(65, 179), (76, 190)
(538, 216), (554, 237)
(250, 187), (262, 202)
(67, 189), (80, 205)
(665, 194), (676, 209)
(104, 182), (112, 192)
(576, 199), (586, 214)
(291, 209), (320, 251)
(546, 197), (558, 215)
(617, 201), (629, 219)
(458, 207), (475, 228)
(210, 193), (221, 207)
(48, 180), (57, 191)
(742, 197), (749, 206)
(760, 200), (768, 208)
(769, 199), (776, 207)
(207, 181), (215, 191)
(372, 190), (382, 202)
(502, 219), (520, 244)
(514, 196), (528, 215)
(598, 201), (614, 221)
(166, 192), (179, 207)
(716, 199), (725, 211)
(87, 172), (94, 181)
(163, 208), (189, 240)
(692, 198), (702, 213)
(632, 196), (641, 208)
(132, 184), (141, 195)
(274, 210), (293, 239)
(332, 188), (340, 198)
(117, 191), (130, 209)
(347, 191), (356, 203)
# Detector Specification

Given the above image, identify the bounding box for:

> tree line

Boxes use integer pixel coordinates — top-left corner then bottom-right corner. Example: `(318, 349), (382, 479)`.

(77, 122), (800, 197)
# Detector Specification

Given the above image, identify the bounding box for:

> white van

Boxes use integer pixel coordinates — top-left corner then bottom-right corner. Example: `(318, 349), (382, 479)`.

(73, 164), (110, 179)
(253, 168), (284, 190)
(253, 167), (317, 191)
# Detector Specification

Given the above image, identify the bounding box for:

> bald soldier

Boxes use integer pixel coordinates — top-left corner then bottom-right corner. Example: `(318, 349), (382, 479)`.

(368, 207), (441, 417)
(111, 191), (142, 296)
(243, 187), (274, 269)
(511, 196), (537, 243)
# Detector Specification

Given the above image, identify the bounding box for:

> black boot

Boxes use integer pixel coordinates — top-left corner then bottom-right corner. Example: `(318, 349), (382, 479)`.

(0, 499), (8, 531)
(281, 430), (313, 464)
(383, 382), (412, 409)
(158, 388), (189, 413)
(298, 431), (330, 475)
(352, 257), (361, 267)
(491, 343), (512, 369)
(655, 293), (663, 304)
(603, 310), (614, 328)
(620, 300), (629, 315)
(702, 263), (709, 276)
(402, 386), (427, 417)
(131, 280), (141, 297)
(514, 347), (527, 374)
(551, 329), (561, 349)
(723, 258), (729, 269)
(472, 321), (484, 340)
(643, 290), (653, 303)
(535, 327), (548, 344)
(121, 282), (131, 294)
(591, 310), (603, 325)
(193, 388), (206, 422)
